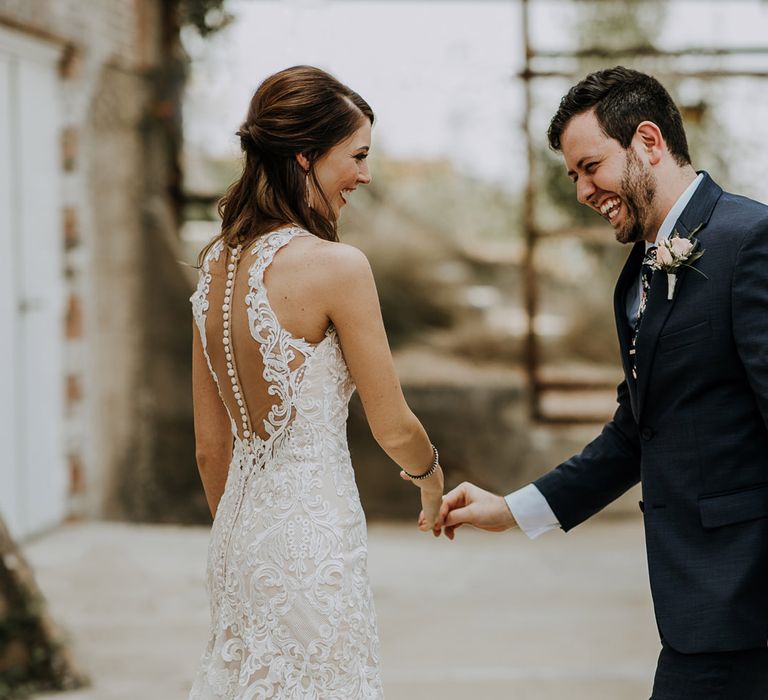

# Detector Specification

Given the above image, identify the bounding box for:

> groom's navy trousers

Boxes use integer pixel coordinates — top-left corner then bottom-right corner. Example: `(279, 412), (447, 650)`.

(651, 642), (768, 699)
(533, 174), (768, 695)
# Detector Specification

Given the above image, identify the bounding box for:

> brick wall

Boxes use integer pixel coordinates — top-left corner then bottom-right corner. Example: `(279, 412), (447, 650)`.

(0, 0), (199, 524)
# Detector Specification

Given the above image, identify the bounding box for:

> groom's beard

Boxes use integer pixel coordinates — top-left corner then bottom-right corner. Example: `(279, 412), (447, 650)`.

(616, 150), (657, 244)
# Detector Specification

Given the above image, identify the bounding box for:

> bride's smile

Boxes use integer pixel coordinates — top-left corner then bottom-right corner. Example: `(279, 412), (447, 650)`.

(307, 121), (372, 218)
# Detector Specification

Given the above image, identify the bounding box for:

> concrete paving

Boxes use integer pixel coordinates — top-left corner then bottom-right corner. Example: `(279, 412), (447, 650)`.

(25, 516), (659, 700)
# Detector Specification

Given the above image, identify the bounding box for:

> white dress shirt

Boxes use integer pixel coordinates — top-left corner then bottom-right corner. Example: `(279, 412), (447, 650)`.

(505, 173), (704, 539)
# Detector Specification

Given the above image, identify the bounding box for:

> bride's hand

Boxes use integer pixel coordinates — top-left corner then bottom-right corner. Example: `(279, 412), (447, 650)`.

(400, 466), (444, 535)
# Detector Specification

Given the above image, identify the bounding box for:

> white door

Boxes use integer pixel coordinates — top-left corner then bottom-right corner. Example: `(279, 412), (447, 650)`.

(0, 50), (19, 533)
(0, 28), (65, 538)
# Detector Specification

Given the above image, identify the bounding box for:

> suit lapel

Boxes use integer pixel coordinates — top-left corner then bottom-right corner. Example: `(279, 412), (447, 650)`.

(633, 265), (682, 415)
(634, 172), (723, 417)
(613, 242), (644, 418)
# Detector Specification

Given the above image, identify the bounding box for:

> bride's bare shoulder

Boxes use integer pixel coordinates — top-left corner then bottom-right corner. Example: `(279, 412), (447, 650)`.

(282, 235), (373, 287)
(263, 235), (375, 328)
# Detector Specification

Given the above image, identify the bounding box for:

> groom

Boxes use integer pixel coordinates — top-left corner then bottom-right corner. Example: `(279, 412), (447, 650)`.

(437, 66), (768, 698)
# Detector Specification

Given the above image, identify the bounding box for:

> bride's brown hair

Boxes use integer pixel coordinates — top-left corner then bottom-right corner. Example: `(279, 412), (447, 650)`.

(198, 65), (374, 264)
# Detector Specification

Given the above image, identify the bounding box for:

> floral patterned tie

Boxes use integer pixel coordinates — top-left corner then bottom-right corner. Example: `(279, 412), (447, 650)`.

(630, 246), (657, 380)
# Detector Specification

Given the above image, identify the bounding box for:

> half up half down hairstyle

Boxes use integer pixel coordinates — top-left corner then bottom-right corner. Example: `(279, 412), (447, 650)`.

(198, 65), (374, 265)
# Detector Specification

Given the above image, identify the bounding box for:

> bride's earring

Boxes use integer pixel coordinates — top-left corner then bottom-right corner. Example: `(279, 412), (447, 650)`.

(305, 171), (313, 210)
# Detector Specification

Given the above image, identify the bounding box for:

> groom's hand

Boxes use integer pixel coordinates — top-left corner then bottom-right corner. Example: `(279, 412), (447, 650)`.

(435, 482), (517, 539)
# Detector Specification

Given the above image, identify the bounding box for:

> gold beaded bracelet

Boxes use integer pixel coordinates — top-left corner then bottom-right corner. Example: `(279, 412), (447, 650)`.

(402, 444), (439, 480)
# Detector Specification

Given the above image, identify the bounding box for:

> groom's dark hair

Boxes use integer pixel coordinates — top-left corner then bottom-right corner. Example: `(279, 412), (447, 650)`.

(547, 66), (692, 167)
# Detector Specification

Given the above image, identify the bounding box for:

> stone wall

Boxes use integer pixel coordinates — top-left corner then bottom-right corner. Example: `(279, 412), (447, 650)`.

(348, 353), (531, 519)
(351, 351), (640, 522)
(350, 382), (530, 520)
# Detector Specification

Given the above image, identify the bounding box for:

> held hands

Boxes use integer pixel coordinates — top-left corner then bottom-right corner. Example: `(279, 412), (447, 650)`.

(421, 481), (518, 539)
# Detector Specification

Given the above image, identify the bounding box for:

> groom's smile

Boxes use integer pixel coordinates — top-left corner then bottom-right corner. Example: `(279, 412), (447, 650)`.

(561, 109), (657, 244)
(600, 197), (622, 221)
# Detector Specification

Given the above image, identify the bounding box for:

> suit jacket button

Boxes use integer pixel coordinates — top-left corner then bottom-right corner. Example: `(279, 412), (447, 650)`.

(640, 427), (655, 441)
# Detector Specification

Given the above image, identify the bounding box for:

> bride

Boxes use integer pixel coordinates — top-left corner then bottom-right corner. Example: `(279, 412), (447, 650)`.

(188, 65), (444, 699)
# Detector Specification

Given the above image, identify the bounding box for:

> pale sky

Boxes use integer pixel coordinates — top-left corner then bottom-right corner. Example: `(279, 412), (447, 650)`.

(182, 0), (768, 193)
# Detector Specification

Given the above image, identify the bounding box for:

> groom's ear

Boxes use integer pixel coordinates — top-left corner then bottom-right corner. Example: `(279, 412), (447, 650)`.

(634, 121), (664, 166)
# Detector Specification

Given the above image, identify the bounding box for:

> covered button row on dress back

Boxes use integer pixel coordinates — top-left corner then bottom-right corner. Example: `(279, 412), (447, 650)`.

(222, 243), (252, 441)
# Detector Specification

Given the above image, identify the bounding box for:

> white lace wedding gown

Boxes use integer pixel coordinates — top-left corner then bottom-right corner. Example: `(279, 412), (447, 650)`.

(189, 226), (383, 699)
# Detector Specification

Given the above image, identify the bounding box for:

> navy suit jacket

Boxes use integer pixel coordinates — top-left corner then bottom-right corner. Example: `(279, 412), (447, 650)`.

(535, 173), (768, 654)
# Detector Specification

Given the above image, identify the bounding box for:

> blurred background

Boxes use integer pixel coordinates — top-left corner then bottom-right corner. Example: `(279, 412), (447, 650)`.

(1, 0), (768, 698)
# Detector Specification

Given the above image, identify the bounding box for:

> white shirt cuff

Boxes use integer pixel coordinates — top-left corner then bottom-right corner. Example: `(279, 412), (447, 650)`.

(505, 484), (560, 539)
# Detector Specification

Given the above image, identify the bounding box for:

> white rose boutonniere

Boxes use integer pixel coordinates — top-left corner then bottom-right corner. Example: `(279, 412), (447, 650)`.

(649, 228), (707, 300)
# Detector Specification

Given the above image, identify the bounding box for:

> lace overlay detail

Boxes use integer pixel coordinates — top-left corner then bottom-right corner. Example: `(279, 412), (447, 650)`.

(189, 227), (383, 699)
(191, 240), (238, 436)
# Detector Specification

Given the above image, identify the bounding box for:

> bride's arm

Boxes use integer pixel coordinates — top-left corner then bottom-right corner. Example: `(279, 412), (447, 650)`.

(320, 243), (443, 524)
(192, 321), (233, 518)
